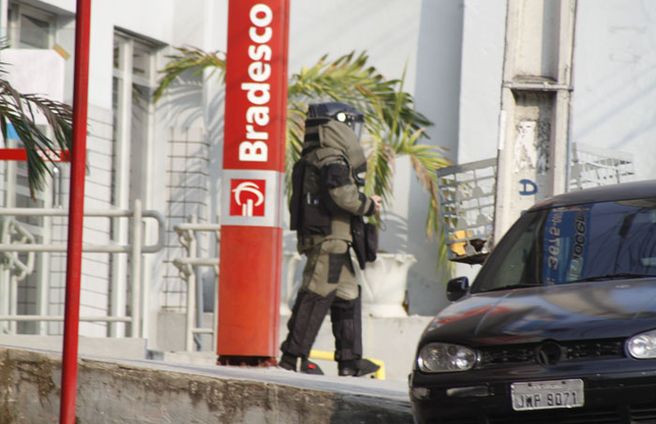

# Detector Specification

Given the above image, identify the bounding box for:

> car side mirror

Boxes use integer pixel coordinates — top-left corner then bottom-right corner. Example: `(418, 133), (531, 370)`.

(447, 277), (469, 301)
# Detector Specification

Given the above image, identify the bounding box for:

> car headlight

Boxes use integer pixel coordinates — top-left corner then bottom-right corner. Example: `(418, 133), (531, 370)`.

(627, 329), (656, 359)
(417, 342), (477, 373)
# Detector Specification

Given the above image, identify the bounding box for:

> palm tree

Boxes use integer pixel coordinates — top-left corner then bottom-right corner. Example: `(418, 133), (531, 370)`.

(0, 61), (73, 196)
(155, 47), (451, 264)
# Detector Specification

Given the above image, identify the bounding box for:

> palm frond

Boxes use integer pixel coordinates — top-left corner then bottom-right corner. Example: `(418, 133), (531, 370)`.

(0, 77), (72, 196)
(154, 46), (226, 102)
(363, 132), (395, 202)
(288, 52), (398, 118)
(404, 137), (451, 270)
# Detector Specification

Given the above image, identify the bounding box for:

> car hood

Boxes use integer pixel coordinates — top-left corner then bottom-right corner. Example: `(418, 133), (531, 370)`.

(423, 278), (656, 346)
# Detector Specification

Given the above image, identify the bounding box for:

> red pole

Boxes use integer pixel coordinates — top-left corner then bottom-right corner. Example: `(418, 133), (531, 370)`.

(59, 0), (91, 422)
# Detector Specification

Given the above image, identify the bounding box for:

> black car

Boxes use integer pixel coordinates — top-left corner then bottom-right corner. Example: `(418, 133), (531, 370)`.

(410, 180), (656, 424)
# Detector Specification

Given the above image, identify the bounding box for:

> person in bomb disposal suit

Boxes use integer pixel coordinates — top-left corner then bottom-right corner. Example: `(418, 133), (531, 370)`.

(279, 102), (382, 377)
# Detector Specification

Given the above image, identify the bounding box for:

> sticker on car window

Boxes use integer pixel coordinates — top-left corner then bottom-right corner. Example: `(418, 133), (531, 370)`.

(542, 207), (590, 284)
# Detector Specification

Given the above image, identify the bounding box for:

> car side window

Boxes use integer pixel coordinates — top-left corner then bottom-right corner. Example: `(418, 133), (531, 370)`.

(495, 227), (538, 286)
(473, 198), (656, 293)
(472, 212), (545, 291)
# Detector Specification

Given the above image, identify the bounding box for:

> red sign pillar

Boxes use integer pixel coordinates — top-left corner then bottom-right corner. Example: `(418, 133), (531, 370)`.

(217, 0), (290, 363)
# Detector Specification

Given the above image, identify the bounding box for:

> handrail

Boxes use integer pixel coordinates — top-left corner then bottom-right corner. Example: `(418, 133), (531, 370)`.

(0, 208), (165, 253)
(173, 257), (220, 270)
(173, 220), (220, 352)
(0, 218), (35, 281)
(175, 223), (221, 233)
(0, 202), (165, 338)
(0, 315), (132, 322)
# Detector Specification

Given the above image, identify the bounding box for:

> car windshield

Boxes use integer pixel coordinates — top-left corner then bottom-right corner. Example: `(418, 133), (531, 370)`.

(472, 198), (656, 293)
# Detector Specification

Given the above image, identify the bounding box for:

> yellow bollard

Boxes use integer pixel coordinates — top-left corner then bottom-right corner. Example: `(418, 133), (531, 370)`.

(309, 350), (385, 380)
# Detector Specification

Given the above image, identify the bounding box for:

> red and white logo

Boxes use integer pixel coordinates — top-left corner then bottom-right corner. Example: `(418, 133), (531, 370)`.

(230, 179), (266, 217)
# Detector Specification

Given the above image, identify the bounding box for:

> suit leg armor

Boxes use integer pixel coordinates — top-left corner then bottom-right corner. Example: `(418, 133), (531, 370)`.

(281, 289), (335, 358)
(330, 293), (363, 362)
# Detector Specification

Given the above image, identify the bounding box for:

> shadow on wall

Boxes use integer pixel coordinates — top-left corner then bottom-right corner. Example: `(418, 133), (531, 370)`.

(378, 211), (408, 253)
(157, 72), (205, 129)
(157, 71), (219, 310)
(207, 89), (225, 228)
(406, 269), (447, 316)
(404, 0), (464, 316)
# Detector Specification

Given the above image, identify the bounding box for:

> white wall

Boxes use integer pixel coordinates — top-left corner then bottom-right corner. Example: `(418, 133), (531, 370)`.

(289, 0), (421, 87)
(452, 0), (506, 283)
(457, 0), (506, 165)
(405, 0), (465, 314)
(571, 0), (656, 183)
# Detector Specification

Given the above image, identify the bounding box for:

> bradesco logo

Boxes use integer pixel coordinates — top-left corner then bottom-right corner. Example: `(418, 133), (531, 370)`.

(230, 179), (266, 217)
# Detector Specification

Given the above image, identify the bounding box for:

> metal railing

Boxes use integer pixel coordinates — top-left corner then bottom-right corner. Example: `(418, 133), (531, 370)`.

(0, 200), (165, 338)
(438, 146), (636, 264)
(569, 143), (635, 190)
(172, 218), (220, 352)
(0, 217), (36, 334)
(437, 158), (497, 264)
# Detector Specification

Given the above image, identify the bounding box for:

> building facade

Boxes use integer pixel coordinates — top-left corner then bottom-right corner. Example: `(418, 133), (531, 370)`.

(1, 0), (655, 352)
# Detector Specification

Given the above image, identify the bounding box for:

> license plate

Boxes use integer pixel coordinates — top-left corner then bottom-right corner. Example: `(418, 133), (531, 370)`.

(511, 379), (584, 411)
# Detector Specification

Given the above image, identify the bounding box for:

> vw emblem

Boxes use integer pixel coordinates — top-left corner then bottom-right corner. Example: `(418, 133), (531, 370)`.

(535, 341), (562, 366)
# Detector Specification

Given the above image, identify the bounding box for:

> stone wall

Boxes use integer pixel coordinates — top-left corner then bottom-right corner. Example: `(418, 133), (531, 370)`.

(0, 347), (413, 424)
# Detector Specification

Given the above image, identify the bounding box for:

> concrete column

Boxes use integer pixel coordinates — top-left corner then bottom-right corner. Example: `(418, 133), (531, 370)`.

(494, 0), (577, 242)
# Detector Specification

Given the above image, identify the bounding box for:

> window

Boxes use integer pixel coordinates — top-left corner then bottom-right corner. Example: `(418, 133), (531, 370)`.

(112, 32), (159, 208)
(7, 3), (55, 49)
(110, 31), (160, 335)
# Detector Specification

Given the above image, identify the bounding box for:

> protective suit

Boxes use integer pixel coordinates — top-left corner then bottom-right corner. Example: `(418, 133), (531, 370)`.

(280, 102), (379, 377)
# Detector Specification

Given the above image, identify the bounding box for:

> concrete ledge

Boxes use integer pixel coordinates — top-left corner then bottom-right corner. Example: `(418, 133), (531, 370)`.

(0, 347), (413, 423)
(0, 335), (147, 360)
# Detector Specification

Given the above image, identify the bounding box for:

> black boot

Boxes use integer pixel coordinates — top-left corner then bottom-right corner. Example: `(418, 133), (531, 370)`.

(300, 357), (324, 375)
(338, 358), (380, 377)
(279, 353), (324, 375)
(281, 290), (335, 361)
(278, 353), (298, 371)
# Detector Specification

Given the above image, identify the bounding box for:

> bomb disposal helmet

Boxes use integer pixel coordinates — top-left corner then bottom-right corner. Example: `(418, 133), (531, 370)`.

(307, 102), (365, 141)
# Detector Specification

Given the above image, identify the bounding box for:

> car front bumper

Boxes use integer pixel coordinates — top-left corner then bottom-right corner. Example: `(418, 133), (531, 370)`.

(410, 359), (656, 424)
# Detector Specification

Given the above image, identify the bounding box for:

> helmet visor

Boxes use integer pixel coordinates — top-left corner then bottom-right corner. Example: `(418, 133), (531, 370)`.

(351, 120), (364, 142)
(334, 111), (365, 141)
